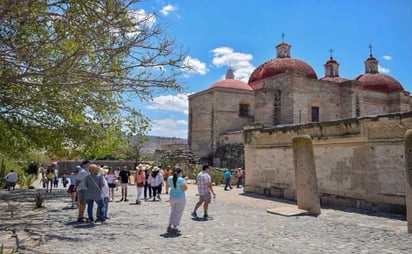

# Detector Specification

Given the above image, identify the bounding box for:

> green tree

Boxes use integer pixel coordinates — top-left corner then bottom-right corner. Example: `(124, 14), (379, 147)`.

(0, 0), (188, 159)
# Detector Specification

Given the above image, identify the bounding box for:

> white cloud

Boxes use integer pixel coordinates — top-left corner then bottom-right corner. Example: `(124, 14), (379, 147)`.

(211, 47), (255, 82)
(146, 94), (189, 114)
(160, 4), (177, 16)
(128, 9), (156, 28)
(378, 65), (390, 74)
(183, 56), (208, 75)
(382, 55), (392, 61)
(150, 118), (187, 138)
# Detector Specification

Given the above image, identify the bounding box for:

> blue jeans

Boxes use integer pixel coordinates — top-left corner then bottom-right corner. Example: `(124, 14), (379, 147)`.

(224, 178), (232, 190)
(144, 183), (152, 198)
(87, 199), (106, 222)
(237, 177), (243, 187)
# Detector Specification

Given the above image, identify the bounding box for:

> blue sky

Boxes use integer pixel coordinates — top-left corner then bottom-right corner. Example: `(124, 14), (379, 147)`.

(135, 0), (412, 139)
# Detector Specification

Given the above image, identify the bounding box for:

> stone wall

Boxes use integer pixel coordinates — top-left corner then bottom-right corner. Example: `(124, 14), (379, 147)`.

(244, 112), (412, 214)
(189, 87), (254, 159)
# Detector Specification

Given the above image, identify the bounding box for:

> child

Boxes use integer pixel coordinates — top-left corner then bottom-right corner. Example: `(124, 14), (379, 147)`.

(53, 176), (59, 188)
(41, 175), (48, 189)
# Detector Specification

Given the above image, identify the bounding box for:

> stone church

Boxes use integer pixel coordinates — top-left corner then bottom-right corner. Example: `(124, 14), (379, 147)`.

(188, 39), (412, 213)
(189, 39), (411, 166)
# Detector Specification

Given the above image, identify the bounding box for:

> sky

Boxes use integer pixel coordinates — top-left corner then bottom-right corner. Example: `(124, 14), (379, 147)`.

(134, 0), (412, 139)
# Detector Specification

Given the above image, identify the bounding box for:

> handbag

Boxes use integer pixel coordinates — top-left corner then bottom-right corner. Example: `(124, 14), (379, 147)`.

(67, 185), (76, 193)
(137, 182), (144, 187)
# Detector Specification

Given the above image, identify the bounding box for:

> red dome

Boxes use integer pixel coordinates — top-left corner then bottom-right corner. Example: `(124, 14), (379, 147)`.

(210, 79), (252, 91)
(248, 58), (318, 84)
(355, 73), (403, 92)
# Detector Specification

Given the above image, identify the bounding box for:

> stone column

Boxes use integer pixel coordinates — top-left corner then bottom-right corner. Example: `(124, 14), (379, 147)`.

(404, 129), (412, 233)
(292, 135), (321, 215)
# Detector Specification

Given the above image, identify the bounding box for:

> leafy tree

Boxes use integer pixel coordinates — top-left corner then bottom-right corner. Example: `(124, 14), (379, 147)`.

(0, 0), (188, 160)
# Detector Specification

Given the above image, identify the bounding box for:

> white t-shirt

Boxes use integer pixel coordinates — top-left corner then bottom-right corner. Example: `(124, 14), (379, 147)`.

(6, 172), (17, 182)
(105, 174), (116, 184)
(101, 176), (109, 198)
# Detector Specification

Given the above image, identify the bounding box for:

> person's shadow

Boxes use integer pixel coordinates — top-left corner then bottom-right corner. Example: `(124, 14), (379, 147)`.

(160, 232), (181, 238)
(191, 216), (214, 221)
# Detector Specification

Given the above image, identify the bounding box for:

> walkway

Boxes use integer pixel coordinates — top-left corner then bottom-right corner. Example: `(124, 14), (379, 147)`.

(0, 181), (411, 253)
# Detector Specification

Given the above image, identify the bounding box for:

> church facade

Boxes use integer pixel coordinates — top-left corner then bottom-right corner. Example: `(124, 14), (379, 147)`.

(188, 40), (411, 165)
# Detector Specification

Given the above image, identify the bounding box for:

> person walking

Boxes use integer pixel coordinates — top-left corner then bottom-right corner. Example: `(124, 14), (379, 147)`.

(62, 173), (69, 188)
(224, 168), (232, 191)
(46, 167), (55, 192)
(5, 170), (18, 191)
(149, 167), (163, 201)
(53, 175), (59, 188)
(166, 167), (187, 234)
(105, 167), (116, 202)
(76, 159), (91, 223)
(143, 167), (152, 201)
(118, 164), (131, 202)
(191, 165), (216, 219)
(114, 167), (120, 191)
(84, 164), (106, 224)
(68, 166), (79, 208)
(236, 168), (244, 188)
(135, 165), (145, 205)
(97, 172), (110, 221)
(163, 167), (171, 194)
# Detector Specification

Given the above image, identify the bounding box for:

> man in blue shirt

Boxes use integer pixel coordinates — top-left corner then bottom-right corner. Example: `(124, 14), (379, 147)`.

(224, 169), (232, 191)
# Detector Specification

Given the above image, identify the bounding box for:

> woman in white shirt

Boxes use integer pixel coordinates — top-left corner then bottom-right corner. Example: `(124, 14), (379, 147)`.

(105, 167), (116, 201)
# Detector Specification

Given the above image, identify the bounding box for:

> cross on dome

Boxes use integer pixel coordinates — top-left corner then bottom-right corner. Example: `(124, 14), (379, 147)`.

(368, 43), (373, 56)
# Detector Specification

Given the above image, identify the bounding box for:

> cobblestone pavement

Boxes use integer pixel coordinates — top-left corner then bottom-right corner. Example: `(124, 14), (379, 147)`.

(1, 183), (412, 254)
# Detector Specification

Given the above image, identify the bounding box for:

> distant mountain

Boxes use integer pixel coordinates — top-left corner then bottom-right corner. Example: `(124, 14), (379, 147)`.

(132, 135), (188, 155)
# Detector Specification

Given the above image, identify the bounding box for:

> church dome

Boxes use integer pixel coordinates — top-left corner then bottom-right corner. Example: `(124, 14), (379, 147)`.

(355, 73), (403, 92)
(210, 68), (252, 91)
(248, 41), (317, 84)
(355, 49), (403, 93)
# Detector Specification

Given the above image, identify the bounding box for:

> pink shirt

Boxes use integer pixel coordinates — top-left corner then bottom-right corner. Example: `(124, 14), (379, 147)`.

(135, 172), (145, 186)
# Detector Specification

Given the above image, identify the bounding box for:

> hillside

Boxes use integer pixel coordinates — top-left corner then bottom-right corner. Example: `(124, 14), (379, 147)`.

(136, 135), (188, 155)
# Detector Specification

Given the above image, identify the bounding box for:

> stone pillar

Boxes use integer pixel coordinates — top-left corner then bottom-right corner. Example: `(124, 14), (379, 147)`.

(292, 135), (321, 215)
(404, 129), (412, 233)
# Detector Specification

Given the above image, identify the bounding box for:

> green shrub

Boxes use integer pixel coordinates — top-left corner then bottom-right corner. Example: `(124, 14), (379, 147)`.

(21, 174), (37, 189)
(210, 169), (224, 185)
(0, 244), (15, 254)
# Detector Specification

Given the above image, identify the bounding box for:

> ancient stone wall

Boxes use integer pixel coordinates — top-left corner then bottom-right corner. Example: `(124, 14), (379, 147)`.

(244, 112), (412, 214)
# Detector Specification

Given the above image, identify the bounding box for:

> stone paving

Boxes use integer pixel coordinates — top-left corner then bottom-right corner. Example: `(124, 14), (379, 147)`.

(1, 182), (412, 254)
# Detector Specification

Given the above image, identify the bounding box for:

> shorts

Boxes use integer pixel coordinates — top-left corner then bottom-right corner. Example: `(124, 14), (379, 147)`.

(108, 183), (116, 188)
(121, 183), (128, 189)
(6, 181), (16, 187)
(68, 184), (76, 193)
(77, 190), (87, 204)
(198, 192), (212, 203)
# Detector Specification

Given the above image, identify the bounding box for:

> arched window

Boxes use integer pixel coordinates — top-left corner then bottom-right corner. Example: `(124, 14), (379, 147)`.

(273, 89), (281, 125)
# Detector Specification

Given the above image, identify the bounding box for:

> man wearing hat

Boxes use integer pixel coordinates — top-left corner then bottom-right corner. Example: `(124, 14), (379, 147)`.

(75, 159), (91, 223)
